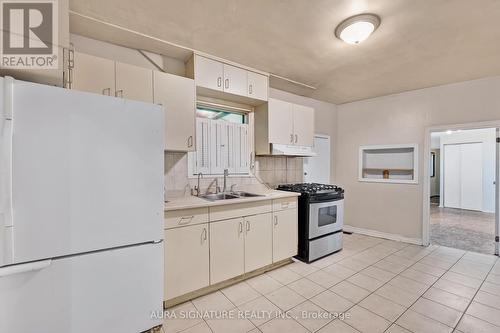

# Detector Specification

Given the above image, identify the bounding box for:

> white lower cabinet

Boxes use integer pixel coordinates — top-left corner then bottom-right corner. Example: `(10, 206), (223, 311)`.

(164, 223), (209, 300)
(244, 213), (273, 272)
(210, 218), (245, 284)
(273, 208), (298, 262)
(165, 198), (298, 301)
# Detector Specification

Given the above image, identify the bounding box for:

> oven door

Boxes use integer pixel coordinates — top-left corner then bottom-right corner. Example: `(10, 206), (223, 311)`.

(308, 199), (344, 239)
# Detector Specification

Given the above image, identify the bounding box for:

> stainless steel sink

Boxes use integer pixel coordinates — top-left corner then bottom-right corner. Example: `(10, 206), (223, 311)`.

(199, 193), (240, 201)
(199, 191), (264, 201)
(230, 191), (264, 198)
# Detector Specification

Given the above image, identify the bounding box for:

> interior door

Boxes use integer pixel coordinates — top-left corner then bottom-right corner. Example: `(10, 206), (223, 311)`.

(8, 80), (164, 265)
(244, 213), (272, 272)
(495, 128), (499, 255)
(268, 98), (294, 145)
(210, 218), (244, 284)
(304, 135), (331, 183)
(293, 104), (315, 146)
(460, 143), (483, 210)
(444, 144), (462, 209)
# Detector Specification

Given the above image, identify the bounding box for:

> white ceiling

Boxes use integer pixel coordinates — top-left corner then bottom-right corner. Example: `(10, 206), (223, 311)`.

(69, 0), (500, 104)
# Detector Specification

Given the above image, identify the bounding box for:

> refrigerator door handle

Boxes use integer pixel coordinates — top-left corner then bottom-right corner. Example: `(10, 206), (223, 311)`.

(0, 259), (52, 278)
(0, 76), (14, 267)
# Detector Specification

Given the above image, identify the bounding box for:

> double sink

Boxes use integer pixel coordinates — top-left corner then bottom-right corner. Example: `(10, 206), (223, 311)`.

(199, 191), (264, 201)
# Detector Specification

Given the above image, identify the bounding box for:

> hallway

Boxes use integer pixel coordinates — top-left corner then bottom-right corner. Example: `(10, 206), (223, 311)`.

(430, 204), (495, 254)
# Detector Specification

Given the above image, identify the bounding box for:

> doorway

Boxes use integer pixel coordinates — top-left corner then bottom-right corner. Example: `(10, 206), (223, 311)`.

(426, 127), (498, 254)
(303, 134), (331, 184)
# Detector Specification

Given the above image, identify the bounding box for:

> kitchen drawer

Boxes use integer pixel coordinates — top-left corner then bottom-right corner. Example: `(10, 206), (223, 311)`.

(209, 200), (272, 222)
(164, 207), (209, 229)
(273, 197), (298, 211)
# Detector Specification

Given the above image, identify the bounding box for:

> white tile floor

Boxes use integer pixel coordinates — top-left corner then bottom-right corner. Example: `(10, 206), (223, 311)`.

(162, 234), (500, 333)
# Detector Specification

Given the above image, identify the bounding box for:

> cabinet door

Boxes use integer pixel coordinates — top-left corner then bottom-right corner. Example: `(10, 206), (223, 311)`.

(268, 98), (294, 145)
(153, 71), (196, 151)
(273, 209), (298, 262)
(115, 62), (153, 103)
(164, 224), (209, 300)
(72, 52), (115, 96)
(293, 104), (315, 146)
(195, 56), (224, 91)
(223, 64), (247, 96)
(247, 71), (268, 101)
(244, 213), (272, 272)
(210, 218), (244, 284)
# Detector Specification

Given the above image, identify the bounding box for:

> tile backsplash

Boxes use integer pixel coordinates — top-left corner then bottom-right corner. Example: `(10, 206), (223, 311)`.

(164, 152), (303, 197)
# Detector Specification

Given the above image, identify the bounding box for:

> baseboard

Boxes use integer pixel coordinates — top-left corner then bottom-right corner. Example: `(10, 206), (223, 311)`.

(344, 225), (423, 246)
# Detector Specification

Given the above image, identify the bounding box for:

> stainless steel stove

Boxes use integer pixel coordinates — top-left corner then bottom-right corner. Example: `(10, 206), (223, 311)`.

(277, 183), (344, 262)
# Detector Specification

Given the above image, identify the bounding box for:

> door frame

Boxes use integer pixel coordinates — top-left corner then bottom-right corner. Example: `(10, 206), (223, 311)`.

(422, 120), (500, 254)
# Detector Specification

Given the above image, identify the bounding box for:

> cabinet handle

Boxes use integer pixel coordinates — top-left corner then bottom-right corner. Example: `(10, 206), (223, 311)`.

(225, 79), (229, 89)
(274, 216), (278, 226)
(290, 134), (294, 143)
(217, 77), (222, 87)
(102, 88), (111, 96)
(295, 134), (298, 143)
(239, 221), (243, 234)
(115, 89), (123, 98)
(249, 84), (253, 95)
(178, 216), (194, 225)
(246, 220), (250, 232)
(187, 135), (193, 148)
(202, 228), (207, 241)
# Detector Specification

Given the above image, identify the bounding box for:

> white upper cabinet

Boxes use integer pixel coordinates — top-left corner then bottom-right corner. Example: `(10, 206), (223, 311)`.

(72, 52), (115, 96)
(192, 55), (268, 104)
(153, 71), (196, 152)
(268, 98), (294, 145)
(115, 62), (153, 103)
(223, 64), (248, 96)
(247, 71), (269, 101)
(292, 104), (315, 146)
(195, 56), (224, 91)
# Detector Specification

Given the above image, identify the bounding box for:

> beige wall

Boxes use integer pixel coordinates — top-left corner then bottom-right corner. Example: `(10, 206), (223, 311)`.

(336, 76), (500, 241)
(269, 88), (337, 183)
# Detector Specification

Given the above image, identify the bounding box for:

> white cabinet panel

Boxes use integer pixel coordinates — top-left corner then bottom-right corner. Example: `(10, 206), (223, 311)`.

(247, 71), (268, 101)
(293, 104), (315, 146)
(273, 208), (298, 262)
(154, 71), (196, 151)
(72, 52), (115, 96)
(244, 213), (272, 272)
(223, 64), (248, 96)
(195, 56), (224, 91)
(268, 98), (294, 145)
(115, 61), (153, 103)
(165, 224), (209, 300)
(210, 218), (245, 284)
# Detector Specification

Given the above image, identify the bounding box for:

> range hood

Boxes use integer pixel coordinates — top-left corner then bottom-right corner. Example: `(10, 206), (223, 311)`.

(270, 144), (317, 157)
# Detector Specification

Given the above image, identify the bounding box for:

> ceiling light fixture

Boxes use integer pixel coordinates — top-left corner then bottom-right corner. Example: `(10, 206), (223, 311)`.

(335, 13), (381, 44)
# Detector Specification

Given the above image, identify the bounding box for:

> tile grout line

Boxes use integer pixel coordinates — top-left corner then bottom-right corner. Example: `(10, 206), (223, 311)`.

(451, 261), (498, 331)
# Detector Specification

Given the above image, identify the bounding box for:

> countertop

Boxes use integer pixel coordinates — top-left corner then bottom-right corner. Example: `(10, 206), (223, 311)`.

(164, 189), (300, 211)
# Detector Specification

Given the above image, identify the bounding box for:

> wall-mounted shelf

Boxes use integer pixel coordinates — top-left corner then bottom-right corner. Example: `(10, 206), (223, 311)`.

(359, 144), (418, 184)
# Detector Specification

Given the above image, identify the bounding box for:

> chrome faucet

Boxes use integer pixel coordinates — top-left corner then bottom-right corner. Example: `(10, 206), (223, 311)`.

(193, 172), (203, 196)
(223, 169), (229, 193)
(206, 178), (220, 194)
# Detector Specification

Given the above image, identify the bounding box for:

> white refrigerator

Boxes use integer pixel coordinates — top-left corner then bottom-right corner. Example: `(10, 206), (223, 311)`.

(0, 77), (164, 333)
